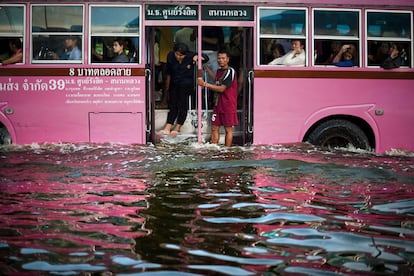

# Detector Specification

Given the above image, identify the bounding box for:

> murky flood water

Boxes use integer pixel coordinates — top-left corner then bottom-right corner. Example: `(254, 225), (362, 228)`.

(0, 142), (413, 275)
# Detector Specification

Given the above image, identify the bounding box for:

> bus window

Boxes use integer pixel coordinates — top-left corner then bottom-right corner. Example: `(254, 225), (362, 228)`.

(366, 10), (412, 67)
(90, 5), (140, 63)
(31, 5), (83, 63)
(258, 7), (307, 66)
(313, 9), (360, 66)
(0, 5), (24, 65)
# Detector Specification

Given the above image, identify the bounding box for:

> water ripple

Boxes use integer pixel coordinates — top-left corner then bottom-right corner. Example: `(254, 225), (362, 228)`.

(1, 143), (413, 274)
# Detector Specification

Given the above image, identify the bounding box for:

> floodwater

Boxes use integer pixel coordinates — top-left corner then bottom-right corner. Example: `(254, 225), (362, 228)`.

(0, 142), (413, 275)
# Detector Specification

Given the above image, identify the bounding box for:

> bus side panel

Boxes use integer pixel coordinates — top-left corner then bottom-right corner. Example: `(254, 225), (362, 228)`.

(0, 75), (147, 145)
(89, 112), (143, 144)
(253, 77), (414, 153)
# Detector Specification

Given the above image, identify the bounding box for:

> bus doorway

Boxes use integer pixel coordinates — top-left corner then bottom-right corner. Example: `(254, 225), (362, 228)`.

(201, 26), (254, 146)
(145, 26), (200, 144)
(145, 25), (253, 146)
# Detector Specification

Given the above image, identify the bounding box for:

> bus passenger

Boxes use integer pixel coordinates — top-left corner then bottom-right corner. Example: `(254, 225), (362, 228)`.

(381, 43), (403, 69)
(268, 39), (305, 66)
(112, 38), (129, 63)
(157, 43), (198, 138)
(332, 44), (356, 67)
(198, 49), (238, 147)
(318, 40), (341, 65)
(1, 39), (23, 65)
(50, 36), (81, 60)
(368, 42), (390, 66)
(270, 43), (286, 61)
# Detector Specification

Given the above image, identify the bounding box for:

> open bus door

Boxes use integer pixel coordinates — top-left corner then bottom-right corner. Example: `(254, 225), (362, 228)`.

(146, 25), (253, 146)
(145, 26), (201, 144)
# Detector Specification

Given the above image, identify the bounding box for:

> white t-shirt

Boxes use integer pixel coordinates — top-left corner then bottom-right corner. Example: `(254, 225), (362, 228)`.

(268, 50), (306, 66)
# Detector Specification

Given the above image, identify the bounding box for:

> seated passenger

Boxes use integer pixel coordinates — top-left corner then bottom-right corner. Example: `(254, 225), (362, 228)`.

(381, 43), (403, 69)
(332, 44), (356, 67)
(111, 38), (129, 63)
(318, 40), (341, 65)
(1, 38), (23, 65)
(268, 39), (305, 66)
(50, 36), (82, 60)
(269, 43), (286, 61)
(368, 42), (390, 66)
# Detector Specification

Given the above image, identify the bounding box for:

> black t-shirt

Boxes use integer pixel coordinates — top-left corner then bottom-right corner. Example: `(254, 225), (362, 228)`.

(166, 50), (196, 85)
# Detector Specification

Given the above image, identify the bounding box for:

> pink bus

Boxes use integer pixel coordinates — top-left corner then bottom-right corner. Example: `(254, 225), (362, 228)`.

(0, 0), (413, 153)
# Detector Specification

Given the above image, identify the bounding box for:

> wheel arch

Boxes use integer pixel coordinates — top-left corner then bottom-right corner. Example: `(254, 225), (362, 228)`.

(302, 114), (376, 151)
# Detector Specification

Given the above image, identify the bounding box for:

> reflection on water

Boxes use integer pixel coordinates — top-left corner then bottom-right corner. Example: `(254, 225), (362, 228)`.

(0, 142), (413, 275)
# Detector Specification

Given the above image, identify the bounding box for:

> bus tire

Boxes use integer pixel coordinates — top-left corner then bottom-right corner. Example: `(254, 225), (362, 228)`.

(0, 126), (11, 145)
(307, 119), (370, 150)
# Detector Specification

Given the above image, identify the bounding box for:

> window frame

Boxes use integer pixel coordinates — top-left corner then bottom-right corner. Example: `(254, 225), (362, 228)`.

(365, 9), (413, 68)
(0, 4), (25, 64)
(257, 6), (308, 66)
(89, 4), (141, 64)
(312, 7), (361, 67)
(30, 4), (84, 64)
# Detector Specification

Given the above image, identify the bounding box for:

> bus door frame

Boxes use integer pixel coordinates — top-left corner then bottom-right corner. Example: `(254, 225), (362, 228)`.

(144, 24), (199, 144)
(196, 24), (254, 145)
(144, 4), (255, 145)
(242, 26), (254, 145)
(145, 27), (156, 143)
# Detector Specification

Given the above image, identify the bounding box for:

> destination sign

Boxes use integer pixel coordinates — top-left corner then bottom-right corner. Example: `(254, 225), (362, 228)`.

(201, 5), (254, 21)
(145, 5), (198, 20)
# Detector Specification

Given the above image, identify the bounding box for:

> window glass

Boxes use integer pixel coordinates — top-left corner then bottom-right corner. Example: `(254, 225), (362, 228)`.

(90, 5), (140, 63)
(0, 5), (24, 65)
(367, 40), (410, 67)
(366, 11), (412, 68)
(259, 8), (306, 36)
(259, 8), (307, 66)
(0, 5), (24, 33)
(367, 12), (411, 38)
(314, 39), (360, 66)
(31, 5), (83, 63)
(314, 10), (359, 36)
(313, 9), (360, 67)
(91, 6), (139, 34)
(32, 6), (83, 32)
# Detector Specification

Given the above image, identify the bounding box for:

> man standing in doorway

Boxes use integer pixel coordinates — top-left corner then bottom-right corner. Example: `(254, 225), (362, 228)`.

(198, 49), (238, 146)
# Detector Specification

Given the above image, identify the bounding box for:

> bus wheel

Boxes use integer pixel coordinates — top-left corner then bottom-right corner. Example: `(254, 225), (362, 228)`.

(0, 126), (11, 145)
(307, 119), (370, 150)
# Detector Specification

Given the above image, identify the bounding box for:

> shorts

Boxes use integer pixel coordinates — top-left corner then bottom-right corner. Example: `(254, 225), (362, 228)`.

(211, 108), (238, 127)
